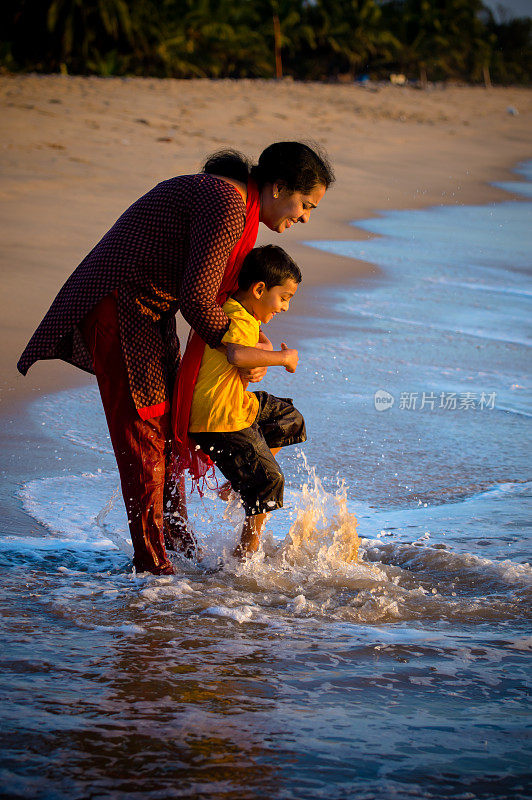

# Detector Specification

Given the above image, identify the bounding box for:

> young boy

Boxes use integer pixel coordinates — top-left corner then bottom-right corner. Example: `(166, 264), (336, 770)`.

(189, 244), (306, 558)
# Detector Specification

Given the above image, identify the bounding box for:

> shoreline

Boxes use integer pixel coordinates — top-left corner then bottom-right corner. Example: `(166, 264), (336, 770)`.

(1, 75), (531, 412)
(2, 159), (530, 423)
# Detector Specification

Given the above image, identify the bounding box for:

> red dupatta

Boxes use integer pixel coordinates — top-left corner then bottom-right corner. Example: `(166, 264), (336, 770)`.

(171, 179), (260, 485)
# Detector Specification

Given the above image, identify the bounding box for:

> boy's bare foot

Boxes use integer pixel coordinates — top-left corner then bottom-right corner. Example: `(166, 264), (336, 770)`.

(232, 544), (254, 560)
(232, 536), (261, 560)
(233, 512), (266, 559)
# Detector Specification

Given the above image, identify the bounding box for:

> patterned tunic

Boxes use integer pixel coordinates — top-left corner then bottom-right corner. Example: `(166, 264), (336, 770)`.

(17, 174), (246, 414)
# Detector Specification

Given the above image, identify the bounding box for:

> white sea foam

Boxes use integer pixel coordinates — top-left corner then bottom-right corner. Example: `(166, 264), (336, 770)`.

(18, 471), (130, 551)
(493, 180), (532, 199)
(63, 430), (113, 455)
(15, 463), (530, 626)
(342, 305), (532, 347)
(423, 276), (532, 299)
(202, 605), (256, 623)
(363, 540), (532, 589)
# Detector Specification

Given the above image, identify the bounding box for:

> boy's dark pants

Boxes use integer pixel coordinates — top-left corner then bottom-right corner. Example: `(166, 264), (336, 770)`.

(193, 392), (306, 516)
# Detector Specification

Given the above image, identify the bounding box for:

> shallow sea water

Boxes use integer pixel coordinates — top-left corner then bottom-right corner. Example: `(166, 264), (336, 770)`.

(0, 165), (531, 799)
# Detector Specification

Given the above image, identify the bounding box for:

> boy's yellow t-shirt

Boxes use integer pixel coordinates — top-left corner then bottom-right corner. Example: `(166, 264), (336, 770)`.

(189, 298), (260, 433)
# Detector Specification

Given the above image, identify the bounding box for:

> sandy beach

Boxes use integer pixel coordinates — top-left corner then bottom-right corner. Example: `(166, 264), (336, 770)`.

(1, 75), (531, 409)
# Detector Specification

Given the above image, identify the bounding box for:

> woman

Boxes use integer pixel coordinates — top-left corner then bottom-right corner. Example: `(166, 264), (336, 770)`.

(18, 142), (334, 575)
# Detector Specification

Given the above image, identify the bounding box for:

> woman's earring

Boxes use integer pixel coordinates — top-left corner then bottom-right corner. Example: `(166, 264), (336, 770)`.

(273, 191), (278, 198)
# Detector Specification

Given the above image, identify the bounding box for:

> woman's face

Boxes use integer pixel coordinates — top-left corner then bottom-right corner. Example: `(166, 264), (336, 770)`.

(260, 182), (326, 233)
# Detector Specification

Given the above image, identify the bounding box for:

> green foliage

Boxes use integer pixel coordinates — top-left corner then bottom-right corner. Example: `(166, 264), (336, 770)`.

(485, 11), (532, 84)
(0, 0), (530, 84)
(45, 0), (134, 72)
(380, 0), (499, 82)
(300, 0), (401, 78)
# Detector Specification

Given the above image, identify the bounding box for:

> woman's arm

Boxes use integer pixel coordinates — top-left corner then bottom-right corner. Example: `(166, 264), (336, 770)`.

(238, 329), (273, 383)
(226, 342), (299, 373)
(179, 181), (245, 348)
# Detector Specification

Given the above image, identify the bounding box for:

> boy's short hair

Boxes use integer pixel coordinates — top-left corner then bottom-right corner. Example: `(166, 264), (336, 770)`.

(238, 245), (302, 291)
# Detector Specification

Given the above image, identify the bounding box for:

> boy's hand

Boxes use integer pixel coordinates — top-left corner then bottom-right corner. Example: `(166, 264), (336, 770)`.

(240, 367), (266, 384)
(281, 342), (299, 373)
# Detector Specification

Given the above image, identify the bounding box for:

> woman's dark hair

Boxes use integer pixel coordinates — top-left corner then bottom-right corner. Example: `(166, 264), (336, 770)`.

(203, 149), (251, 185)
(238, 245), (302, 291)
(252, 142), (334, 193)
(203, 142), (334, 194)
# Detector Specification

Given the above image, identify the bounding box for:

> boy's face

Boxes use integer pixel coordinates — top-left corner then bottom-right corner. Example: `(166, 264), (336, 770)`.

(251, 278), (299, 324)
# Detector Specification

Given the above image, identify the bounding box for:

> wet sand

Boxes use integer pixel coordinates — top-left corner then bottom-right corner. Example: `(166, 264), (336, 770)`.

(1, 74), (531, 410)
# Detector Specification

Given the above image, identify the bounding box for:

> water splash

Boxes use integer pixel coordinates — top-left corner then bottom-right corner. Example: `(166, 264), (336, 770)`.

(278, 462), (360, 567)
(187, 452), (360, 575)
(94, 483), (132, 556)
(15, 458), (531, 625)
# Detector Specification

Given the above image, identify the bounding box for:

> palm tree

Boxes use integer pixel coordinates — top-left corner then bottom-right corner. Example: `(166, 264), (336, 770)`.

(47, 0), (134, 72)
(155, 0), (270, 78)
(302, 0), (400, 80)
(385, 0), (496, 85)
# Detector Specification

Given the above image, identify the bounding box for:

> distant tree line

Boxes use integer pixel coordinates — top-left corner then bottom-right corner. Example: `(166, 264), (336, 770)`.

(1, 0), (530, 85)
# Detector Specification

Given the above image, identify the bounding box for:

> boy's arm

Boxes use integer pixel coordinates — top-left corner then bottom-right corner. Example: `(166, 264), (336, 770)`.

(225, 342), (299, 373)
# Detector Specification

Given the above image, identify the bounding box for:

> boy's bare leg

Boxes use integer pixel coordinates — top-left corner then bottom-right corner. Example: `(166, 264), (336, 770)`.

(219, 448), (281, 502)
(233, 512), (268, 559)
